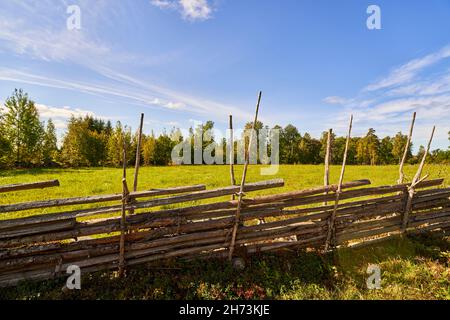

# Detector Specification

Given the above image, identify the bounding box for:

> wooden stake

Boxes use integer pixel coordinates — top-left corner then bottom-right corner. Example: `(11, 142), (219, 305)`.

(323, 129), (332, 206)
(398, 112), (416, 185)
(229, 115), (236, 200)
(228, 91), (262, 261)
(133, 113), (144, 193)
(325, 115), (352, 251)
(119, 140), (129, 277)
(402, 126), (435, 231)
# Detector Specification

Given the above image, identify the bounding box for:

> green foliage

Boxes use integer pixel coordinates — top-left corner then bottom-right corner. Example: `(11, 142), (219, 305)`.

(379, 136), (394, 164)
(142, 132), (157, 166)
(0, 116), (12, 169)
(2, 89), (44, 166)
(356, 128), (380, 165)
(60, 115), (109, 167)
(1, 89), (449, 168)
(392, 132), (412, 163)
(106, 121), (132, 167)
(153, 134), (175, 165)
(279, 124), (301, 164)
(42, 119), (58, 166)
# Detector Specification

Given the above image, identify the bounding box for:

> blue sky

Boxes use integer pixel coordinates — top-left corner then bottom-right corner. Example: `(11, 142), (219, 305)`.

(0, 0), (449, 151)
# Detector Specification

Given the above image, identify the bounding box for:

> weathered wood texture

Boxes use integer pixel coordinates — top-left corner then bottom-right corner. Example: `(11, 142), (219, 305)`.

(0, 180), (60, 193)
(0, 176), (448, 287)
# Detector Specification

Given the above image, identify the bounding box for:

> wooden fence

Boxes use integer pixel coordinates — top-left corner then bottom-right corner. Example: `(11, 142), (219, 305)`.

(0, 110), (448, 288)
(0, 176), (448, 287)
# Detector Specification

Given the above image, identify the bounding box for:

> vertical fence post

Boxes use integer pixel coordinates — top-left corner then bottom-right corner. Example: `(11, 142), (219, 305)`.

(229, 115), (236, 200)
(325, 115), (352, 251)
(228, 91), (262, 261)
(119, 140), (130, 277)
(402, 126), (435, 231)
(323, 128), (332, 206)
(133, 113), (145, 193)
(398, 112), (416, 185)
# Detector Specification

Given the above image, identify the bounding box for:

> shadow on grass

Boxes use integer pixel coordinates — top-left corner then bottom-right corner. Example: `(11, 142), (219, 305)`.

(0, 233), (448, 300)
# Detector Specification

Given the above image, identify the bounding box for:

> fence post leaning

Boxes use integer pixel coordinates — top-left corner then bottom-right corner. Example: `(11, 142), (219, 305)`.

(398, 112), (416, 185)
(402, 126), (435, 231)
(325, 115), (352, 251)
(228, 91), (262, 261)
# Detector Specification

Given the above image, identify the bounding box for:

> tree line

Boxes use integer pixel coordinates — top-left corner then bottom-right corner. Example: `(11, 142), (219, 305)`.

(0, 89), (449, 169)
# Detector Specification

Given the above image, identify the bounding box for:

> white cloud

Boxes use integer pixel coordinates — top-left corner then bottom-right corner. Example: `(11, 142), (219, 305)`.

(0, 15), (109, 64)
(150, 0), (212, 21)
(93, 67), (253, 121)
(165, 101), (186, 109)
(35, 104), (97, 120)
(323, 44), (450, 150)
(0, 68), (186, 113)
(0, 1), (247, 124)
(388, 74), (450, 97)
(0, 67), (253, 123)
(323, 96), (350, 105)
(51, 119), (67, 130)
(353, 95), (450, 121)
(150, 0), (177, 9)
(365, 45), (450, 92)
(179, 0), (212, 20)
(145, 118), (180, 127)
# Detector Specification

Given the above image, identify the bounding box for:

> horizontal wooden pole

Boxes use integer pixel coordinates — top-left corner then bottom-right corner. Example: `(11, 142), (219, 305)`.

(0, 184), (207, 214)
(0, 180), (60, 193)
(0, 179), (448, 287)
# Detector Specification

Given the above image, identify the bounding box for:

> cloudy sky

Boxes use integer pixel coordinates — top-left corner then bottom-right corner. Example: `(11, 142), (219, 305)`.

(0, 0), (449, 150)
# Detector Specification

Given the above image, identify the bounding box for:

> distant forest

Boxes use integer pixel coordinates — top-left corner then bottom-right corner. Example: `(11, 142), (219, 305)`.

(0, 89), (449, 169)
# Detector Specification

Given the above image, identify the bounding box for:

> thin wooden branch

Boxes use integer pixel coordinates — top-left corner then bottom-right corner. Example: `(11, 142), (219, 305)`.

(119, 141), (129, 276)
(229, 115), (236, 200)
(402, 126), (435, 230)
(133, 113), (144, 192)
(0, 180), (60, 193)
(398, 112), (416, 184)
(324, 128), (332, 206)
(228, 91), (262, 261)
(325, 115), (353, 251)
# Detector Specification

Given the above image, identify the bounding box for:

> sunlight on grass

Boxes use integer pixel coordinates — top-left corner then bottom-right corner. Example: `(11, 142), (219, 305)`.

(0, 165), (448, 300)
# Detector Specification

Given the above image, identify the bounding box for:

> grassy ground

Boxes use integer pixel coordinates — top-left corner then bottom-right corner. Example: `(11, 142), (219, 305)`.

(0, 164), (449, 299)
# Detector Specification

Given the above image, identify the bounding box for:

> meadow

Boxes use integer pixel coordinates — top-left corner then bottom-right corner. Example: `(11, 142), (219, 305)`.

(0, 164), (449, 299)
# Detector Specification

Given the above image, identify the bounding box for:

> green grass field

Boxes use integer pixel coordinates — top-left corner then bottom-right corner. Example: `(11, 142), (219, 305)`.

(0, 164), (449, 300)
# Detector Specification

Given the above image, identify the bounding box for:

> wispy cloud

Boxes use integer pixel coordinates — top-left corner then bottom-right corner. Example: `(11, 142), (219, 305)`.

(0, 1), (248, 125)
(364, 45), (450, 92)
(323, 44), (450, 149)
(150, 0), (213, 21)
(322, 96), (350, 105)
(0, 67), (252, 123)
(1, 98), (101, 130)
(36, 104), (97, 121)
(0, 19), (109, 63)
(0, 68), (187, 113)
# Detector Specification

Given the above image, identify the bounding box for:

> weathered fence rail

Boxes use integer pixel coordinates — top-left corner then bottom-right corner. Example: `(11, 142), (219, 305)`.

(0, 176), (448, 287)
(0, 180), (60, 193)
